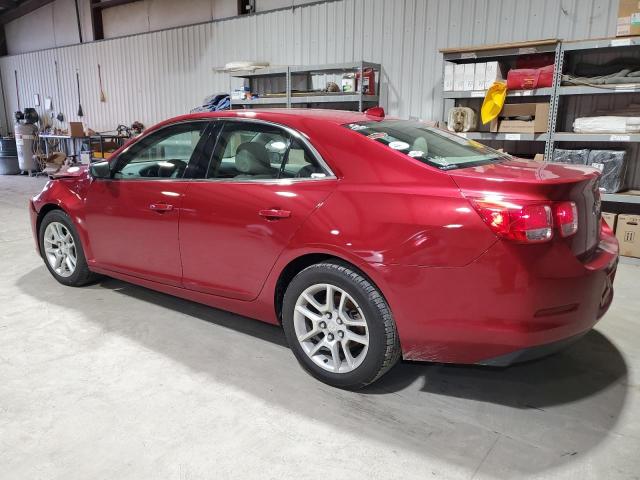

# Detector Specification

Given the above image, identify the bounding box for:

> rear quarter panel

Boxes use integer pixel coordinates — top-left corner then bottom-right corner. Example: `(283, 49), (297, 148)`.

(286, 121), (498, 268)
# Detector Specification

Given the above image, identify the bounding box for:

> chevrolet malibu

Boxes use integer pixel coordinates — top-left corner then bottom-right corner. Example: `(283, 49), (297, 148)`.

(30, 109), (619, 388)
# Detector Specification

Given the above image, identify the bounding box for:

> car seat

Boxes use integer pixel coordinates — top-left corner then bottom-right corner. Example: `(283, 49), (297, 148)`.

(234, 142), (276, 179)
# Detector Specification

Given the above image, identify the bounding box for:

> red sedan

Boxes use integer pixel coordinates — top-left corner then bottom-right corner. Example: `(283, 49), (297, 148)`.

(29, 109), (619, 388)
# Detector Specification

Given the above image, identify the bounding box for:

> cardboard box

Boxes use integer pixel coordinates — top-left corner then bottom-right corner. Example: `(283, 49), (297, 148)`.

(68, 122), (85, 137)
(490, 102), (550, 133)
(602, 212), (618, 232)
(616, 214), (640, 258)
(453, 64), (465, 91)
(444, 63), (454, 91)
(463, 64), (475, 91)
(533, 153), (545, 163)
(617, 0), (640, 37)
(473, 63), (486, 90)
(484, 61), (505, 87)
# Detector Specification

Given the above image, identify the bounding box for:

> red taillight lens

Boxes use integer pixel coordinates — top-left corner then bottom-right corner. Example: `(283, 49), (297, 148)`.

(555, 201), (578, 237)
(471, 200), (553, 243)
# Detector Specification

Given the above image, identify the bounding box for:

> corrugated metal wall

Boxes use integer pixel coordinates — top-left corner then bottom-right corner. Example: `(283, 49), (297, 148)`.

(0, 0), (618, 134)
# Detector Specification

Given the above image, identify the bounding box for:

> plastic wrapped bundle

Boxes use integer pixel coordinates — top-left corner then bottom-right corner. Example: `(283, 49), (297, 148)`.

(574, 116), (640, 133)
(552, 148), (590, 165)
(587, 150), (626, 193)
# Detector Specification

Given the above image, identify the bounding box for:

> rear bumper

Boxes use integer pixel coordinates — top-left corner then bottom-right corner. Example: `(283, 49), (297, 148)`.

(380, 224), (619, 364)
(476, 331), (587, 366)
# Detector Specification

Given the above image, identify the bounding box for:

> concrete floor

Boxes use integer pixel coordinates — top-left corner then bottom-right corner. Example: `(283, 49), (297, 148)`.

(1, 175), (639, 480)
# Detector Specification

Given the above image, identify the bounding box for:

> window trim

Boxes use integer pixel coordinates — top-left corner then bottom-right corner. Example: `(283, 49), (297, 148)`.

(200, 118), (336, 183)
(108, 120), (214, 181)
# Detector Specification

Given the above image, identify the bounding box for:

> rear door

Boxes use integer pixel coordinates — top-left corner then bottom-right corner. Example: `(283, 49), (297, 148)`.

(84, 120), (215, 285)
(179, 119), (337, 300)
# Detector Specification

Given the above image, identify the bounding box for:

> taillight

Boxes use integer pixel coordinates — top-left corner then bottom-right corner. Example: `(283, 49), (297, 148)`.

(471, 200), (553, 243)
(555, 201), (578, 237)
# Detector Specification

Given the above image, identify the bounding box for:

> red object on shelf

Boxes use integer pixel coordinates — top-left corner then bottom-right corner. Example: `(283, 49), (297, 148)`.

(356, 68), (376, 95)
(507, 64), (554, 90)
(515, 54), (555, 69)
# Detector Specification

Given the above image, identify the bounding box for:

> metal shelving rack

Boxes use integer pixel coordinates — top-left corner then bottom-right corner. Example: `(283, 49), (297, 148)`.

(229, 61), (380, 112)
(441, 37), (640, 207)
(441, 39), (561, 161)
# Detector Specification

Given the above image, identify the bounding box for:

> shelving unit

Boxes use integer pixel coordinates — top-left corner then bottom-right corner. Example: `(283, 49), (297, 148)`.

(441, 37), (640, 210)
(457, 132), (547, 142)
(442, 87), (553, 99)
(229, 61), (380, 112)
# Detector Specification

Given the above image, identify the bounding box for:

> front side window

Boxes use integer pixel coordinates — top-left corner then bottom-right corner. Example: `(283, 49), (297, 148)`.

(345, 120), (510, 171)
(207, 122), (327, 180)
(113, 122), (209, 179)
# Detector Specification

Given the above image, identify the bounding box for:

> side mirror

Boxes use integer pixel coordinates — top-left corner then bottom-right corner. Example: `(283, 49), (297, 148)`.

(89, 160), (112, 179)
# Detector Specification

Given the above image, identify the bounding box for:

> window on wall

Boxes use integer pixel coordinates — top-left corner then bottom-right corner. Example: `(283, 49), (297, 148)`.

(238, 0), (255, 15)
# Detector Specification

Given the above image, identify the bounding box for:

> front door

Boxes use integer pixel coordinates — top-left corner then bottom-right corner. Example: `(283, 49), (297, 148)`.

(179, 120), (337, 300)
(84, 120), (214, 286)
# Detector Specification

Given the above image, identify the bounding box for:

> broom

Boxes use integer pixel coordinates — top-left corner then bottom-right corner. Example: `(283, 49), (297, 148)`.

(98, 64), (106, 102)
(76, 71), (83, 117)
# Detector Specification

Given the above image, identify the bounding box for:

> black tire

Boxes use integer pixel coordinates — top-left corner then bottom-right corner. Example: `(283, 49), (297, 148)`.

(38, 209), (98, 287)
(282, 261), (401, 389)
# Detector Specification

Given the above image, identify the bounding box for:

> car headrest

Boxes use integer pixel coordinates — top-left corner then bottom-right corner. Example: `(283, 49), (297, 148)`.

(235, 142), (272, 175)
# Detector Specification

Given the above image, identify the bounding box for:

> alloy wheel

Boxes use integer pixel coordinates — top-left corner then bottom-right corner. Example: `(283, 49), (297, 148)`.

(293, 283), (369, 373)
(43, 221), (77, 278)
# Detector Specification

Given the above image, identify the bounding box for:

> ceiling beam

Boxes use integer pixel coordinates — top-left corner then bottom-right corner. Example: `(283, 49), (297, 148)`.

(0, 1), (17, 10)
(0, 0), (55, 24)
(91, 0), (141, 10)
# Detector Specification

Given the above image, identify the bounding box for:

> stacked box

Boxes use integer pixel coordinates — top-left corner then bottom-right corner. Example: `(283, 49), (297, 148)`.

(444, 64), (454, 91)
(473, 63), (486, 90)
(463, 64), (475, 91)
(602, 212), (618, 231)
(453, 64), (465, 91)
(616, 215), (640, 258)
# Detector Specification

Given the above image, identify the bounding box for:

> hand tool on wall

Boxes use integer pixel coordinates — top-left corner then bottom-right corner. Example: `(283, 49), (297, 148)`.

(76, 70), (83, 117)
(98, 64), (105, 102)
(54, 61), (64, 122)
(14, 70), (21, 111)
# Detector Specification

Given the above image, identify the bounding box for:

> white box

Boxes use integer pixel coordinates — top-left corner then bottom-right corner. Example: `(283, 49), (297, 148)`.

(484, 61), (503, 87)
(463, 64), (475, 91)
(473, 63), (486, 91)
(444, 63), (454, 91)
(453, 64), (465, 91)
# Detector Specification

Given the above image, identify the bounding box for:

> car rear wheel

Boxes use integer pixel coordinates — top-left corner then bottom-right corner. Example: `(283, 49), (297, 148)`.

(282, 262), (401, 389)
(39, 210), (97, 287)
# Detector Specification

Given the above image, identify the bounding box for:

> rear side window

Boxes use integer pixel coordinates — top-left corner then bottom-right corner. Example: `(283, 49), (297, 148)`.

(207, 121), (327, 180)
(345, 120), (509, 170)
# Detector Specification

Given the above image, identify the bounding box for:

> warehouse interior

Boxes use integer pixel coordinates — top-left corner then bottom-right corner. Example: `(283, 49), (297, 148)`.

(1, 1), (639, 479)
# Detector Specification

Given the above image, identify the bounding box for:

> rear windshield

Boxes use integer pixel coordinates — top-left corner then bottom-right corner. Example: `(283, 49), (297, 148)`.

(344, 120), (509, 170)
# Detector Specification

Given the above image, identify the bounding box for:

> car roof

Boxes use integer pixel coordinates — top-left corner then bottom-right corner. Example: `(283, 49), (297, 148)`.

(148, 108), (385, 133)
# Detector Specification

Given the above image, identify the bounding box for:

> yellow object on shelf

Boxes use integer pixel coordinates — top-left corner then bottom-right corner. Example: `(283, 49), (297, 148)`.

(481, 81), (507, 124)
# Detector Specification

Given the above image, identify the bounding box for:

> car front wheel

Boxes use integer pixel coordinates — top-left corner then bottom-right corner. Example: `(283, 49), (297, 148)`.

(39, 209), (97, 287)
(282, 262), (401, 389)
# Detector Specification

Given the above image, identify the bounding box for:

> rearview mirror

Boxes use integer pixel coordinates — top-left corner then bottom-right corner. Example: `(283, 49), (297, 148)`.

(89, 160), (112, 179)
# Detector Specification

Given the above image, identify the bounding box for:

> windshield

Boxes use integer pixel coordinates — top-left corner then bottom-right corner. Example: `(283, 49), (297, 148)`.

(344, 120), (510, 170)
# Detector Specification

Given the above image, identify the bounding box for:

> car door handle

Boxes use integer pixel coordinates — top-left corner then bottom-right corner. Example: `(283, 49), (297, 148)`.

(259, 209), (291, 219)
(149, 202), (174, 213)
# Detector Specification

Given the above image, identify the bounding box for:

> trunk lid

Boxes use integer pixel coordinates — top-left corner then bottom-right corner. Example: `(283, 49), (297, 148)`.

(448, 159), (602, 257)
